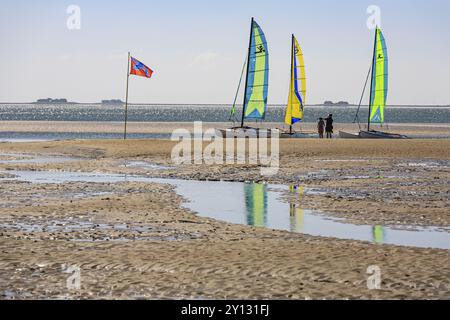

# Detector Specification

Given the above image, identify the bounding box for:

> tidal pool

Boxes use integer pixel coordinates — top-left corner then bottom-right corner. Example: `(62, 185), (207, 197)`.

(1, 170), (448, 249)
(0, 153), (82, 164)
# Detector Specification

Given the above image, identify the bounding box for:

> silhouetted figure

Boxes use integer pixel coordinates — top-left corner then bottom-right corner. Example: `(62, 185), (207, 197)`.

(317, 118), (325, 139)
(325, 114), (334, 139)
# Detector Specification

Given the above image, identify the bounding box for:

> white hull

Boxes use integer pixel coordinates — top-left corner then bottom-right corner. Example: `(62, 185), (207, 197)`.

(280, 131), (315, 139)
(359, 130), (408, 139)
(339, 131), (360, 139)
(215, 127), (280, 138)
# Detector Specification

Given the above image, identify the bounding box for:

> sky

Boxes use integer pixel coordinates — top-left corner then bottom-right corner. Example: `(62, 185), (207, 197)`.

(0, 0), (449, 105)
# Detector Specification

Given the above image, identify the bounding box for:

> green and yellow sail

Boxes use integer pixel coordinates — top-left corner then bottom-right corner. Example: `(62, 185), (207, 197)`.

(285, 34), (306, 126)
(243, 19), (269, 120)
(369, 27), (388, 124)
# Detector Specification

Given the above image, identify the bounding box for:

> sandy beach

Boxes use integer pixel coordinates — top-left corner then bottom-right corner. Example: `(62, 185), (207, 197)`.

(0, 133), (449, 299)
(3, 0), (450, 305)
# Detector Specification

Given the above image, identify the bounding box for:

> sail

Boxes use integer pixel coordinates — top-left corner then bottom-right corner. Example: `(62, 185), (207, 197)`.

(243, 20), (269, 120)
(285, 35), (306, 126)
(369, 28), (388, 124)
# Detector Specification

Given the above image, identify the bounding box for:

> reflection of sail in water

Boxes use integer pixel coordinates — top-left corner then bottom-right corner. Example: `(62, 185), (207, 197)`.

(373, 226), (385, 244)
(244, 184), (268, 227)
(289, 185), (304, 233)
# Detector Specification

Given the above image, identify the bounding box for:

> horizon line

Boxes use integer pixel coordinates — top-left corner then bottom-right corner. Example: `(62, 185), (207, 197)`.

(0, 102), (450, 107)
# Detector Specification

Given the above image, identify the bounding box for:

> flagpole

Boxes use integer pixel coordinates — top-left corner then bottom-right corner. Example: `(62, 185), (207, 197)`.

(124, 52), (131, 140)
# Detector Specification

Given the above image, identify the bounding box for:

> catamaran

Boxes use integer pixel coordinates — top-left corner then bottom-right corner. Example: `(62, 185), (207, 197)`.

(340, 27), (408, 139)
(280, 34), (308, 138)
(217, 18), (276, 138)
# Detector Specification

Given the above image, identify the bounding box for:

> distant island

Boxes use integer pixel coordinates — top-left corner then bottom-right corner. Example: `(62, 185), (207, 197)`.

(323, 101), (351, 106)
(33, 98), (76, 104)
(101, 99), (124, 105)
(31, 98), (125, 105)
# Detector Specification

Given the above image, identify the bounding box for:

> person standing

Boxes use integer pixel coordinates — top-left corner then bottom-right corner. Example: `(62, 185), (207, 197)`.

(317, 118), (325, 139)
(325, 114), (334, 139)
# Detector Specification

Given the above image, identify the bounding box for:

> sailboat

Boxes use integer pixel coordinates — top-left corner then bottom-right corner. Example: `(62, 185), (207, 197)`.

(217, 18), (276, 138)
(280, 34), (309, 138)
(340, 27), (408, 139)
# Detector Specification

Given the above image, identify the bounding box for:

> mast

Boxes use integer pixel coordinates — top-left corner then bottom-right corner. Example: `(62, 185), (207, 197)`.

(124, 52), (131, 140)
(240, 18), (254, 128)
(353, 64), (372, 129)
(367, 28), (377, 131)
(289, 34), (294, 135)
(230, 56), (247, 122)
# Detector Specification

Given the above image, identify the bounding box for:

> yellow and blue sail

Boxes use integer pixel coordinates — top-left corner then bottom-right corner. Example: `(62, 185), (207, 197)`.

(244, 20), (269, 120)
(285, 35), (306, 126)
(369, 28), (388, 124)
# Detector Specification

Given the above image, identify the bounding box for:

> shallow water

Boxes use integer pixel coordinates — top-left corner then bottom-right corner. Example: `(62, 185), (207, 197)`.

(0, 219), (191, 242)
(122, 160), (172, 170)
(1, 104), (449, 123)
(169, 180), (450, 249)
(0, 153), (82, 164)
(0, 131), (171, 142)
(397, 160), (450, 169)
(1, 169), (448, 249)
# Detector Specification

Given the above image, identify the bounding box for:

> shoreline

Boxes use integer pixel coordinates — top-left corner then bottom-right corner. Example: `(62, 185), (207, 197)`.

(0, 121), (449, 136)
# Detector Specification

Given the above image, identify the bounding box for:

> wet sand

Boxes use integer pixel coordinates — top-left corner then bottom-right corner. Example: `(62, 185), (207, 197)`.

(0, 138), (449, 299)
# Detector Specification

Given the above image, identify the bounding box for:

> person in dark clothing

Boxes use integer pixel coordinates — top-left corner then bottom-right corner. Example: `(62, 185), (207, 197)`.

(317, 118), (325, 139)
(325, 114), (334, 139)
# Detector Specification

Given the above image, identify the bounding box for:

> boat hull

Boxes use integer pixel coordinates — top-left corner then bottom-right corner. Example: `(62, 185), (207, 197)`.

(339, 131), (360, 139)
(280, 132), (315, 139)
(359, 130), (408, 139)
(215, 127), (280, 138)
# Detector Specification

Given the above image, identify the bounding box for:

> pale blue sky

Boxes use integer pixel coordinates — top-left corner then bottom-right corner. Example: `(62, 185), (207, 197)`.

(0, 0), (449, 104)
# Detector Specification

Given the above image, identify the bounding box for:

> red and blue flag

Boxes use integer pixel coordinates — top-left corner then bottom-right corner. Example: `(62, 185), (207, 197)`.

(130, 56), (153, 78)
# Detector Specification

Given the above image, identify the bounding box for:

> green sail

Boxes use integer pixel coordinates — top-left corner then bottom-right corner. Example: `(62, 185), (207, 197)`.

(369, 28), (388, 124)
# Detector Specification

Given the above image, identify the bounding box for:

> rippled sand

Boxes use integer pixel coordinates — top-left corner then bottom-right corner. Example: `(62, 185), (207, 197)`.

(0, 138), (449, 299)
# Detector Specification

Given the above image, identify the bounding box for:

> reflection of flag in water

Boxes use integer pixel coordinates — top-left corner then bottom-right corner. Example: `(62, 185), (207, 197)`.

(244, 184), (267, 227)
(289, 185), (304, 233)
(130, 56), (154, 78)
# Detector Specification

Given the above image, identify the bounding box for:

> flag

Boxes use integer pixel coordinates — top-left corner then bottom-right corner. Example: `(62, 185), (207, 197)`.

(130, 56), (153, 78)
